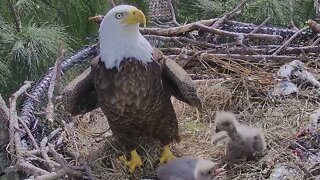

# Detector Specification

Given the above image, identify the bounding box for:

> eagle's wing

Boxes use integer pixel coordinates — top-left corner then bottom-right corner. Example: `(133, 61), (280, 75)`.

(59, 66), (98, 116)
(154, 48), (202, 111)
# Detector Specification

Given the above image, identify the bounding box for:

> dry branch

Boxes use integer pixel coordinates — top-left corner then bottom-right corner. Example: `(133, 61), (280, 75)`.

(210, 0), (248, 29)
(161, 45), (320, 56)
(167, 0), (180, 26)
(0, 94), (9, 145)
(45, 43), (65, 125)
(145, 35), (217, 48)
(18, 118), (39, 150)
(88, 14), (218, 36)
(204, 53), (300, 62)
(107, 0), (116, 8)
(272, 27), (309, 55)
(250, 17), (270, 34)
(194, 24), (283, 41)
(9, 81), (32, 159)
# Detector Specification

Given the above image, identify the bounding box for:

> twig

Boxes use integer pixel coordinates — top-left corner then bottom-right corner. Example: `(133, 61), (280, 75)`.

(272, 27), (309, 55)
(79, 158), (94, 180)
(45, 42), (65, 124)
(250, 17), (270, 34)
(311, 37), (320, 46)
(26, 153), (60, 167)
(210, 0), (248, 29)
(0, 94), (9, 145)
(296, 163), (314, 180)
(46, 128), (63, 141)
(289, 20), (299, 31)
(309, 163), (320, 177)
(198, 52), (301, 63)
(149, 21), (173, 28)
(40, 140), (55, 171)
(162, 45), (320, 55)
(8, 81), (33, 178)
(193, 24), (283, 41)
(17, 118), (39, 150)
(19, 162), (49, 176)
(24, 91), (40, 103)
(48, 143), (67, 166)
(145, 35), (217, 48)
(9, 81), (32, 158)
(88, 15), (219, 35)
(24, 144), (85, 180)
(167, 0), (180, 26)
(38, 128), (62, 172)
(107, 0), (116, 7)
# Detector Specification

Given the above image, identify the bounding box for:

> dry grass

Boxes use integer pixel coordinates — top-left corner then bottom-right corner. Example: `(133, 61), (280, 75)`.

(63, 57), (320, 179)
(67, 84), (318, 179)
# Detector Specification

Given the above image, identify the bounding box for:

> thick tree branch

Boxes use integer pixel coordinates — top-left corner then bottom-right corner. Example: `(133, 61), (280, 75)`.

(194, 24), (283, 41)
(9, 81), (32, 159)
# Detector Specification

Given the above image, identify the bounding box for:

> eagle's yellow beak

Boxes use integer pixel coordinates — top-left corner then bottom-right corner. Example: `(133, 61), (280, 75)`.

(122, 8), (146, 27)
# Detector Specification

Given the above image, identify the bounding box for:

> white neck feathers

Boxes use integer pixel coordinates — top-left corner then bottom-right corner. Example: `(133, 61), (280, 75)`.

(99, 21), (153, 69)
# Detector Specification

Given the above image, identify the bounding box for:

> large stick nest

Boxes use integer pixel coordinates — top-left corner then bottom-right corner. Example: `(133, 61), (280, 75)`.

(2, 0), (320, 179)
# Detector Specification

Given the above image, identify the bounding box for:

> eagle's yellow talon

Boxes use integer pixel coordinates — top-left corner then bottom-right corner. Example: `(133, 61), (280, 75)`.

(119, 149), (143, 173)
(160, 145), (175, 164)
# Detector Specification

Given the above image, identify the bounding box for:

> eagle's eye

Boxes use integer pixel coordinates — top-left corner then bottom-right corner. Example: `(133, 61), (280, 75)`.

(115, 13), (123, 19)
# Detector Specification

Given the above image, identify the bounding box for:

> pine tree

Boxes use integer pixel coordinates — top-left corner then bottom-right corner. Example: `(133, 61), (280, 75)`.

(185, 0), (314, 27)
(0, 0), (109, 98)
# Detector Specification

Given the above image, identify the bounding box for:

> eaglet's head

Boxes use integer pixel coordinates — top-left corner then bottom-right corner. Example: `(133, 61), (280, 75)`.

(99, 5), (153, 69)
(215, 111), (238, 133)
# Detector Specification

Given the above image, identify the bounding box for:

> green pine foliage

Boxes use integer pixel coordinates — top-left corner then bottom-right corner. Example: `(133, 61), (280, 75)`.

(193, 0), (315, 27)
(0, 0), (109, 98)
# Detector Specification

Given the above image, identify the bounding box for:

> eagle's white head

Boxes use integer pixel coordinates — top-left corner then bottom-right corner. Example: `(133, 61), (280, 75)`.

(99, 5), (153, 69)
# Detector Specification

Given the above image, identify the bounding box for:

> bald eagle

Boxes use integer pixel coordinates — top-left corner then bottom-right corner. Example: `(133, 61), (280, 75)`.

(60, 5), (202, 172)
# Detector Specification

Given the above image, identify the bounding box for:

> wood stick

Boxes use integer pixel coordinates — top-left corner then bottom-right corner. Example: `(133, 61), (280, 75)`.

(18, 118), (39, 150)
(204, 53), (300, 62)
(250, 17), (270, 34)
(46, 42), (64, 125)
(107, 0), (116, 8)
(19, 162), (49, 176)
(145, 35), (217, 48)
(141, 18), (218, 36)
(167, 0), (180, 26)
(210, 0), (248, 29)
(88, 15), (218, 36)
(193, 24), (283, 41)
(311, 37), (320, 46)
(0, 94), (9, 146)
(9, 81), (32, 159)
(272, 27), (309, 55)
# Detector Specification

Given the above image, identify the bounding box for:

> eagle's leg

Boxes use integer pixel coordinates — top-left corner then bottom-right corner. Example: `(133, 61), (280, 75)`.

(160, 145), (175, 164)
(119, 149), (143, 172)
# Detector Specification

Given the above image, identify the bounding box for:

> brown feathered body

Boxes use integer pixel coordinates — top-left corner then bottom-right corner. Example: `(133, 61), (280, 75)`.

(91, 58), (179, 150)
(60, 48), (201, 151)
